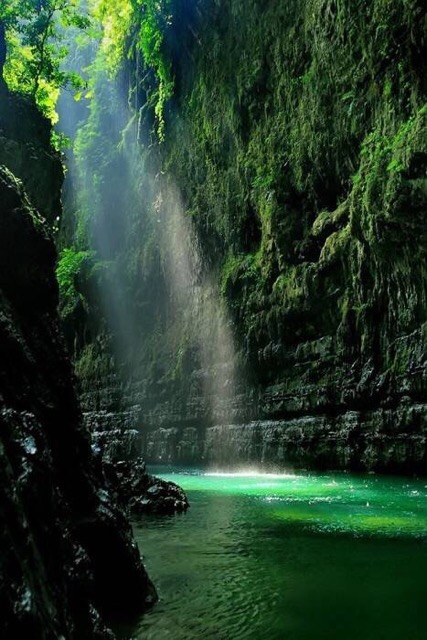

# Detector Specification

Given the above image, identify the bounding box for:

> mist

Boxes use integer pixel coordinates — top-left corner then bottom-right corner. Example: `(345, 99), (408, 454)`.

(57, 46), (239, 428)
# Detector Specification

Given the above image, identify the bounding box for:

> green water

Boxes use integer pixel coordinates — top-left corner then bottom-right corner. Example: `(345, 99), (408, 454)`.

(129, 467), (427, 640)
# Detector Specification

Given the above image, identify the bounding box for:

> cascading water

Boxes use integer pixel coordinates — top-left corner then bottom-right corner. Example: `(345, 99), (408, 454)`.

(58, 57), (239, 433)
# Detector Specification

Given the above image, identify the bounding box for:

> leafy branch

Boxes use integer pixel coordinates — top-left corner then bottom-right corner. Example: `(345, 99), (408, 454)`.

(1, 0), (90, 121)
(137, 0), (173, 140)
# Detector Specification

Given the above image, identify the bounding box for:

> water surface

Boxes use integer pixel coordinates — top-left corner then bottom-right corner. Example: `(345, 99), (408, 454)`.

(129, 467), (427, 640)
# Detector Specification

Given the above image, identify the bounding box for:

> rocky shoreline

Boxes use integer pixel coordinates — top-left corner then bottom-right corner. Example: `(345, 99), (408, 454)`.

(92, 427), (189, 515)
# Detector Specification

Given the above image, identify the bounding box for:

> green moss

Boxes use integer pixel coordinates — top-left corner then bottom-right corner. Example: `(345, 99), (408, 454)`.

(320, 225), (351, 265)
(75, 342), (112, 387)
(56, 248), (92, 319)
(62, 0), (427, 398)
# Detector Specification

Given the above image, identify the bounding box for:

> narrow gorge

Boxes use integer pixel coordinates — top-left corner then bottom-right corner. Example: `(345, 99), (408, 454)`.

(0, 1), (426, 639)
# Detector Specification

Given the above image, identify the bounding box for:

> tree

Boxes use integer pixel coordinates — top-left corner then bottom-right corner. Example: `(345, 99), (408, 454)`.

(0, 1), (89, 120)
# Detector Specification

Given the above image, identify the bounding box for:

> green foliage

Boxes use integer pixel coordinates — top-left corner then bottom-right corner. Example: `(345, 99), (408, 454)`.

(137, 0), (173, 140)
(1, 0), (90, 121)
(352, 104), (426, 223)
(51, 129), (71, 151)
(220, 252), (260, 297)
(92, 0), (134, 74)
(56, 247), (91, 317)
(2, 0), (174, 136)
(161, 0), (427, 361)
(92, 0), (173, 140)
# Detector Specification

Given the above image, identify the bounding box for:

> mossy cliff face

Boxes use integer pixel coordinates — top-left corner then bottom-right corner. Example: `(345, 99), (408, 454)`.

(0, 87), (155, 636)
(69, 0), (426, 472)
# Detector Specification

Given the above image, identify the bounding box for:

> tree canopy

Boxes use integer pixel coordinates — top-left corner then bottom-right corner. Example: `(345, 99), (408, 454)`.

(0, 0), (89, 121)
(1, 1), (174, 137)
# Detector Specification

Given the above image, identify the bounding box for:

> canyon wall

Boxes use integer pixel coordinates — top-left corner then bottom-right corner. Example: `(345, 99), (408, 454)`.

(64, 0), (427, 472)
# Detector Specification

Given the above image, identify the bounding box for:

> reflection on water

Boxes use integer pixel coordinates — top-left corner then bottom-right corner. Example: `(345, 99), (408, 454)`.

(127, 467), (427, 640)
(204, 471), (298, 479)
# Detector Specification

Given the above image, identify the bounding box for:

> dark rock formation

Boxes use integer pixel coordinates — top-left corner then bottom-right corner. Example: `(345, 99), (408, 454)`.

(0, 83), (62, 223)
(101, 457), (189, 515)
(92, 426), (189, 515)
(0, 99), (156, 637)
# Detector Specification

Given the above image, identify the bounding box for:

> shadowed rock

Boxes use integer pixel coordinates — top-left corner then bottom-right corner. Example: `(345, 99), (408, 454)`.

(0, 107), (156, 637)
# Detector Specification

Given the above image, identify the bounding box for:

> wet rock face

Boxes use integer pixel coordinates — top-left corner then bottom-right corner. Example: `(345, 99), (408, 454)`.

(92, 426), (142, 462)
(0, 164), (155, 634)
(145, 408), (427, 475)
(65, 0), (426, 473)
(90, 425), (189, 515)
(136, 0), (427, 473)
(100, 457), (189, 516)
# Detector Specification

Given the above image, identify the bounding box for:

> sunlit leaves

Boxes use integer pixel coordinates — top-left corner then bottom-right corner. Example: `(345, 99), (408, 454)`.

(89, 0), (174, 140)
(91, 0), (133, 73)
(1, 0), (174, 138)
(1, 0), (90, 120)
(137, 0), (173, 140)
(56, 247), (92, 317)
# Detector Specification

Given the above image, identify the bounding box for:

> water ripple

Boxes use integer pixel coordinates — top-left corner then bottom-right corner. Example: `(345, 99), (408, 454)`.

(122, 468), (427, 640)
